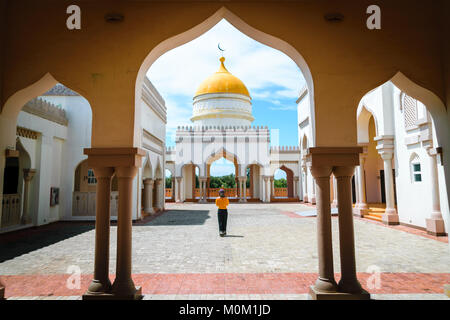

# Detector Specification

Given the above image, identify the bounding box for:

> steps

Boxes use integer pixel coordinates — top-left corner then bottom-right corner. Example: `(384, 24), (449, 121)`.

(363, 205), (386, 222)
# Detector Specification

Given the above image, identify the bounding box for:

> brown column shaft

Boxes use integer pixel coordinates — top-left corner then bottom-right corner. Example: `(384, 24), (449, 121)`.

(112, 166), (139, 296)
(310, 166), (338, 292)
(334, 166), (363, 294)
(87, 167), (114, 294)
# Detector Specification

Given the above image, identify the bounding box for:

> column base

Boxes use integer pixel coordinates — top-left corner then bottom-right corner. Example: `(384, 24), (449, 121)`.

(199, 199), (208, 204)
(303, 195), (308, 203)
(310, 196), (316, 204)
(382, 213), (399, 225)
(426, 218), (446, 236)
(353, 207), (368, 217)
(309, 286), (370, 300)
(83, 286), (142, 300)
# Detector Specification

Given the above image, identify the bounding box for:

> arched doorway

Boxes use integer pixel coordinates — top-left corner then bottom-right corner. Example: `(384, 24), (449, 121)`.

(208, 157), (237, 200)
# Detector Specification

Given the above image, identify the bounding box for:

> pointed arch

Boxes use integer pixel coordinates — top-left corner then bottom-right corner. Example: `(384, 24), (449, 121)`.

(135, 6), (315, 146)
(357, 104), (379, 145)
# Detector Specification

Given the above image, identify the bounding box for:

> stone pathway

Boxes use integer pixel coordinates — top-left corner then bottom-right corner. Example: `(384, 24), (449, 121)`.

(0, 202), (449, 299)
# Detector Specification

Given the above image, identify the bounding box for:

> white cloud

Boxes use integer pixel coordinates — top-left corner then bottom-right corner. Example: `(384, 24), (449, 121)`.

(209, 158), (235, 176)
(146, 19), (306, 143)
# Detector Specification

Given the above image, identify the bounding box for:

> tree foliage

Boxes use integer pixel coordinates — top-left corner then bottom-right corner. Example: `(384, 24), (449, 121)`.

(274, 178), (287, 188)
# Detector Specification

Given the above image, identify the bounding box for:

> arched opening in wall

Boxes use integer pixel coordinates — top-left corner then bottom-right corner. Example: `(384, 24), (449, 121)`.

(180, 163), (200, 202)
(1, 78), (93, 229)
(165, 169), (174, 202)
(1, 140), (32, 227)
(273, 166), (294, 199)
(139, 7), (312, 205)
(208, 157), (237, 199)
(356, 79), (448, 234)
(245, 163), (263, 201)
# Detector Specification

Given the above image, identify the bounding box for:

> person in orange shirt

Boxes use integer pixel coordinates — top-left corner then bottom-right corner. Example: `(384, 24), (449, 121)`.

(215, 188), (229, 237)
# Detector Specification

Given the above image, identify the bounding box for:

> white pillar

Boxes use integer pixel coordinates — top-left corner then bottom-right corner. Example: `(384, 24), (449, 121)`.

(21, 168), (36, 224)
(426, 150), (446, 236)
(302, 166), (309, 202)
(380, 152), (399, 225)
(263, 176), (270, 203)
(199, 177), (207, 203)
(270, 176), (274, 200)
(331, 175), (338, 206)
(143, 178), (154, 215)
(175, 177), (182, 202)
(294, 176), (299, 199)
(310, 177), (317, 204)
(354, 154), (368, 216)
(243, 178), (247, 202)
(154, 178), (163, 211)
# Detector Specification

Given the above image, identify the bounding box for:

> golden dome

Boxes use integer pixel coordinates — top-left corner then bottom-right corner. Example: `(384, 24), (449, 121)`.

(194, 57), (251, 98)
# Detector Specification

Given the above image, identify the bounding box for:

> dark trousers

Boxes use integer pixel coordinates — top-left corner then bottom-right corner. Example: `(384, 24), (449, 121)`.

(217, 209), (228, 232)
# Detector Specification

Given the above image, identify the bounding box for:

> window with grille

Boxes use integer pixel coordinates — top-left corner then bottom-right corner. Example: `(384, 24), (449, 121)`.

(87, 169), (97, 185)
(403, 94), (418, 130)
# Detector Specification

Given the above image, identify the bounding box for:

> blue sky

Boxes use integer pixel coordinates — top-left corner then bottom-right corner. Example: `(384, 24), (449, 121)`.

(148, 19), (305, 178)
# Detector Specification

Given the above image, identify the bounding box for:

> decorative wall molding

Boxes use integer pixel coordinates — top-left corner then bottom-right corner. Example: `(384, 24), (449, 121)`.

(22, 98), (68, 126)
(17, 126), (39, 140)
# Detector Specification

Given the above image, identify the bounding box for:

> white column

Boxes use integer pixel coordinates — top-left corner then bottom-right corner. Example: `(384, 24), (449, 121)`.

(243, 178), (247, 202)
(199, 177), (207, 203)
(175, 177), (182, 202)
(331, 175), (338, 206)
(143, 178), (154, 215)
(263, 176), (270, 203)
(380, 152), (398, 224)
(154, 178), (163, 211)
(354, 154), (368, 215)
(376, 137), (398, 225)
(302, 166), (309, 202)
(310, 177), (317, 204)
(426, 150), (445, 236)
(270, 176), (274, 200)
(294, 176), (299, 199)
(21, 168), (36, 224)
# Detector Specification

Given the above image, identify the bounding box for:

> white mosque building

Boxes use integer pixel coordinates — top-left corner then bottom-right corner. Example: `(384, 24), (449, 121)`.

(164, 57), (302, 203)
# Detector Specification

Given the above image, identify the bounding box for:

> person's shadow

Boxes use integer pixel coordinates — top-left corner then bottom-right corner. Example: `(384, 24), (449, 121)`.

(224, 234), (244, 238)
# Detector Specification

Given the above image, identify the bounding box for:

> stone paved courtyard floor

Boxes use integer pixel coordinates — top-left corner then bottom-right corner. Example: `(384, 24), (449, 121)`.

(1, 202), (449, 299)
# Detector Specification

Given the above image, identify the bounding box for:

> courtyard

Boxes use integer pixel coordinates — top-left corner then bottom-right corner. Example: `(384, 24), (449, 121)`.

(0, 202), (449, 300)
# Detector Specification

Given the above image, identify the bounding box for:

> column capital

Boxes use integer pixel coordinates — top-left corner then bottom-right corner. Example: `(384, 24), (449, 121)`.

(175, 176), (182, 182)
(115, 166), (139, 179)
(92, 166), (115, 179)
(238, 176), (247, 182)
(198, 176), (208, 182)
(294, 176), (300, 182)
(84, 147), (146, 168)
(262, 175), (270, 182)
(333, 166), (356, 178)
(306, 147), (363, 168)
(23, 168), (36, 181)
(143, 178), (154, 185)
(375, 136), (394, 157)
(310, 166), (333, 179)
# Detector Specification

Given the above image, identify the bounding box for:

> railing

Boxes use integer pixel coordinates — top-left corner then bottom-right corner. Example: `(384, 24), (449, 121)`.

(165, 188), (173, 198)
(193, 188), (253, 198)
(273, 188), (288, 198)
(1, 194), (21, 227)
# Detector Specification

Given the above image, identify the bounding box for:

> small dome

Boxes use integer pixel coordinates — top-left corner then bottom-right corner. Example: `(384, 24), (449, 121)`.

(194, 57), (251, 98)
